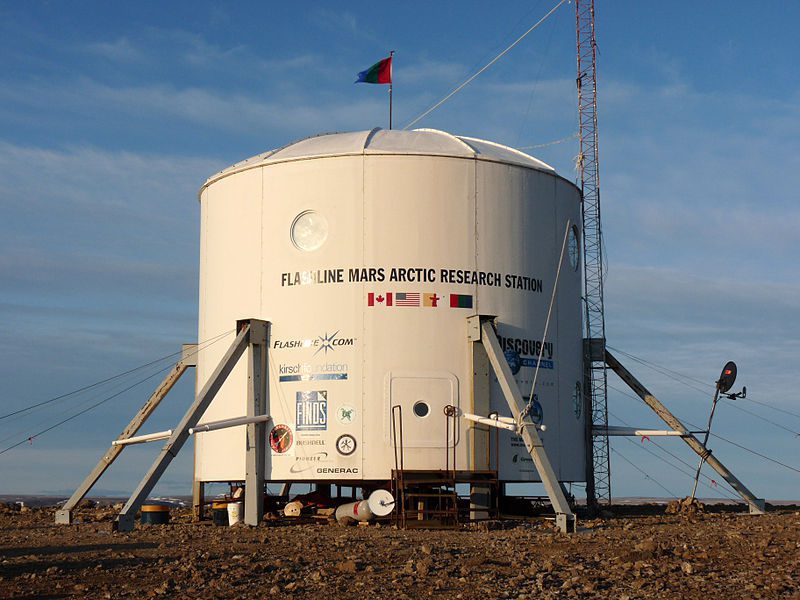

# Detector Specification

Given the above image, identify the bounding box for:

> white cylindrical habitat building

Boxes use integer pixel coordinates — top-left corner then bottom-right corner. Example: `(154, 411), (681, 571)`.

(194, 128), (585, 487)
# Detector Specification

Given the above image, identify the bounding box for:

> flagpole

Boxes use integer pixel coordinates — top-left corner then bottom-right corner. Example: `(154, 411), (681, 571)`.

(389, 50), (394, 130)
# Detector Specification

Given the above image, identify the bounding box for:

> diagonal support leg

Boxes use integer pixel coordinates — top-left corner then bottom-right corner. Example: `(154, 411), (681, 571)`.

(244, 320), (269, 526)
(605, 349), (765, 514)
(474, 317), (576, 532)
(55, 345), (197, 524)
(114, 323), (257, 531)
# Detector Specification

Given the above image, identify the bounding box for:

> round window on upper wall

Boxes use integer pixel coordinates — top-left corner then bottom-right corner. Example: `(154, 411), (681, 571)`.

(573, 381), (582, 419)
(291, 210), (328, 251)
(568, 224), (580, 271)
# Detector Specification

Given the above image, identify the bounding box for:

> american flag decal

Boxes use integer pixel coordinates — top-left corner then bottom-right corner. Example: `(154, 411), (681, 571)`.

(395, 292), (421, 306)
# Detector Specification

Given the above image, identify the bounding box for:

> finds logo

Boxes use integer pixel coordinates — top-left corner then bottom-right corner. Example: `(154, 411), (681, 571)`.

(296, 391), (328, 431)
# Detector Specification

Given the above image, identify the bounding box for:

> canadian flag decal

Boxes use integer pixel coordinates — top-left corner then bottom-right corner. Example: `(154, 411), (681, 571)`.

(367, 292), (393, 306)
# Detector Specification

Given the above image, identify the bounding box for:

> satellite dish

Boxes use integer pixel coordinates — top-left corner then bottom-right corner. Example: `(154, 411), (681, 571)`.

(717, 361), (737, 393)
(367, 490), (395, 517)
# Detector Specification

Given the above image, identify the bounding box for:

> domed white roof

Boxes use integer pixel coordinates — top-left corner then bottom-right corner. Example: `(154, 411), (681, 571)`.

(202, 128), (555, 191)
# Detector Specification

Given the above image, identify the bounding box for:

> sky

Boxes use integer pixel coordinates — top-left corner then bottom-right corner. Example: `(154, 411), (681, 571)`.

(0, 1), (798, 502)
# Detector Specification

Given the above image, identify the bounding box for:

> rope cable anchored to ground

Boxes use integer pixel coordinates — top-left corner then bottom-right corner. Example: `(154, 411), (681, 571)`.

(609, 382), (800, 476)
(0, 330), (235, 457)
(0, 329), (233, 422)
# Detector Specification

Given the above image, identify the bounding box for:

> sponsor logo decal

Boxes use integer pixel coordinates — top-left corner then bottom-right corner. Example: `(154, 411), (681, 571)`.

(504, 349), (521, 375)
(278, 362), (348, 383)
(280, 373), (346, 382)
(497, 335), (555, 369)
(527, 395), (544, 425)
(289, 452), (330, 473)
(336, 405), (356, 425)
(296, 391), (328, 431)
(335, 434), (357, 456)
(296, 439), (325, 446)
(512, 454), (534, 464)
(317, 467), (359, 474)
(520, 357), (554, 369)
(269, 424), (293, 454)
(272, 331), (355, 354)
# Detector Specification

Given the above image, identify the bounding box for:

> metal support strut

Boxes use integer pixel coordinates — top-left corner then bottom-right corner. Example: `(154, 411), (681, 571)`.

(55, 345), (197, 525)
(112, 319), (269, 532)
(605, 349), (765, 514)
(470, 316), (576, 533)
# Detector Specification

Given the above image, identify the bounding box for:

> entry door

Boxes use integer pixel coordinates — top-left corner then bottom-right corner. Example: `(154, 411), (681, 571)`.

(386, 371), (459, 448)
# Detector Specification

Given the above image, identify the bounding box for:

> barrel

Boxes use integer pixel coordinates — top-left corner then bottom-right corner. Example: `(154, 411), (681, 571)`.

(140, 503), (170, 525)
(211, 501), (229, 526)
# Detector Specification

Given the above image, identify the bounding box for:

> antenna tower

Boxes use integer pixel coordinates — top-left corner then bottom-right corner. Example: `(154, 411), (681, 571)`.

(576, 0), (611, 507)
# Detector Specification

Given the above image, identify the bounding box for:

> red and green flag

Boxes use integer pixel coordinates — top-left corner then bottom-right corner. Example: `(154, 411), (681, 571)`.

(449, 294), (473, 309)
(355, 55), (393, 84)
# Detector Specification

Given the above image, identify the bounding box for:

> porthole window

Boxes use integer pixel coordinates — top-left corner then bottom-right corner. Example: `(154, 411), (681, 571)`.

(291, 210), (328, 251)
(568, 225), (580, 271)
(413, 401), (430, 418)
(573, 381), (582, 419)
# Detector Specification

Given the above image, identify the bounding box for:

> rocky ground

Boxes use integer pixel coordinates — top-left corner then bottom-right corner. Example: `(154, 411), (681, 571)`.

(0, 502), (798, 599)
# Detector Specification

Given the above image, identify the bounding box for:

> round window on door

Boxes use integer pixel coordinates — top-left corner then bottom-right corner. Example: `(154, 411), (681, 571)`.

(413, 401), (430, 418)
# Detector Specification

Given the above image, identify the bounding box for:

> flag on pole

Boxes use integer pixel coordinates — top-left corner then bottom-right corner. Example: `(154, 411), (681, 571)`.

(355, 55), (393, 84)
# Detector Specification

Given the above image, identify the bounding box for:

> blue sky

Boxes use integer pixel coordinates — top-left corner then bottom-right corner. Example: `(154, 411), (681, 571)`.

(1, 1), (798, 502)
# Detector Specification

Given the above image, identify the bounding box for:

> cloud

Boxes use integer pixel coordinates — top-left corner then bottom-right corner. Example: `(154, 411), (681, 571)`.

(605, 264), (800, 410)
(310, 9), (360, 36)
(0, 142), (212, 433)
(398, 59), (470, 85)
(83, 37), (145, 63)
(0, 77), (389, 140)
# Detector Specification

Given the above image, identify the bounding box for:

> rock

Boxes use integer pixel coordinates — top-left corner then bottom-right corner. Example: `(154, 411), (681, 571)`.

(416, 558), (433, 577)
(337, 560), (359, 573)
(681, 562), (695, 575)
(635, 539), (658, 553)
(667, 497), (706, 515)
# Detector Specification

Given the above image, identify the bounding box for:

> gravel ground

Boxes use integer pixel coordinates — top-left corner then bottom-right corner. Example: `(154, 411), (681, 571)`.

(0, 503), (798, 598)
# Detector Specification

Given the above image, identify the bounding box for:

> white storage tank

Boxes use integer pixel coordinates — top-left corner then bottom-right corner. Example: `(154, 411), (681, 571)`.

(194, 128), (585, 486)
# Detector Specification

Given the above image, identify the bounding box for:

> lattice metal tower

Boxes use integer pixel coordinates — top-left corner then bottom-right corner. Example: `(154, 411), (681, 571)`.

(576, 0), (611, 506)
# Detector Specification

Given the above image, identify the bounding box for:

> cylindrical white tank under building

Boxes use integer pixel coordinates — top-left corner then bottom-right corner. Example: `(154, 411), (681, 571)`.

(194, 128), (585, 487)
